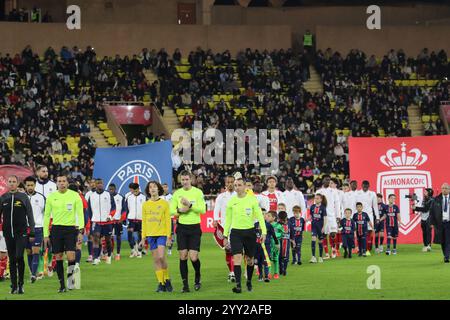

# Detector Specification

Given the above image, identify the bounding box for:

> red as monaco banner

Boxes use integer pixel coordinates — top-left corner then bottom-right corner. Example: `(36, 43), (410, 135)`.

(0, 165), (34, 196)
(349, 135), (450, 244)
(108, 105), (152, 125)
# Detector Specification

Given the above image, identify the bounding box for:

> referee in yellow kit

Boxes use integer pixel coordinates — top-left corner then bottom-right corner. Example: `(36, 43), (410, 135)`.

(43, 174), (84, 293)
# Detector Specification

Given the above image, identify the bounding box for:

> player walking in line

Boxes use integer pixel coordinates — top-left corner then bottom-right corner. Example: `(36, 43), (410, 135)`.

(161, 183), (174, 255)
(355, 180), (379, 256)
(353, 202), (373, 257)
(288, 205), (306, 265)
(309, 194), (327, 263)
(84, 179), (96, 263)
(213, 175), (236, 282)
(124, 183), (146, 258)
(170, 171), (206, 293)
(316, 175), (340, 259)
(375, 193), (387, 253)
(223, 178), (266, 293)
(35, 165), (57, 278)
(381, 194), (401, 255)
(86, 179), (116, 265)
(0, 175), (35, 294)
(340, 209), (356, 258)
(24, 176), (45, 283)
(140, 181), (173, 293)
(43, 175), (84, 293)
(108, 183), (125, 261)
(262, 176), (286, 212)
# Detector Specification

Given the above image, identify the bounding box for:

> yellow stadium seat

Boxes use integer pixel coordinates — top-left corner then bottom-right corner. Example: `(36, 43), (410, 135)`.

(239, 88), (245, 94)
(306, 180), (313, 188)
(143, 95), (151, 102)
(343, 129), (351, 136)
(219, 94), (228, 101)
(227, 94), (234, 102)
(98, 122), (108, 131)
(207, 102), (215, 109)
(409, 72), (417, 80)
(417, 80), (426, 87)
(103, 130), (114, 138)
(212, 95), (220, 102)
(400, 80), (410, 87)
(422, 115), (431, 122)
(180, 58), (189, 65)
(338, 174), (345, 181)
(255, 109), (264, 116)
(179, 73), (192, 80)
(176, 65), (190, 73)
(108, 137), (118, 145)
(175, 108), (194, 116)
(431, 115), (440, 122)
(394, 80), (401, 86)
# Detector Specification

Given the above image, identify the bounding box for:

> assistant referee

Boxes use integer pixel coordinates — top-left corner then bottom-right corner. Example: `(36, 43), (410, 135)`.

(223, 178), (266, 294)
(43, 174), (84, 293)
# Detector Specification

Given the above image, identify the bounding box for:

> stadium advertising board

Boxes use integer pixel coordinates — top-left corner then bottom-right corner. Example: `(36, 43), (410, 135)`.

(349, 135), (450, 244)
(108, 105), (152, 125)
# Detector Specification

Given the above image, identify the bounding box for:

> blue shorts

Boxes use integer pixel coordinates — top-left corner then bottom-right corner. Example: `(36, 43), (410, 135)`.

(128, 221), (142, 232)
(92, 223), (113, 237)
(113, 223), (123, 236)
(147, 236), (167, 250)
(311, 222), (324, 240)
(375, 220), (385, 233)
(27, 227), (43, 249)
(387, 226), (399, 238)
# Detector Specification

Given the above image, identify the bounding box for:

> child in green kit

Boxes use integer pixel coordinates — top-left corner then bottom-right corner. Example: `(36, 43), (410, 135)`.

(268, 211), (283, 280)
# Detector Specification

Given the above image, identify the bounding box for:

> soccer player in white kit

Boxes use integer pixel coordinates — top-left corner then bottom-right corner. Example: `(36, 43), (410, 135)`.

(213, 176), (236, 282)
(262, 176), (286, 213)
(330, 178), (344, 257)
(315, 175), (341, 259)
(283, 177), (307, 262)
(354, 180), (380, 256)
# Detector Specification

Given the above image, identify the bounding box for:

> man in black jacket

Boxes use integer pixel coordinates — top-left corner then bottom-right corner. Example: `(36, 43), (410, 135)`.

(0, 175), (35, 294)
(429, 183), (450, 263)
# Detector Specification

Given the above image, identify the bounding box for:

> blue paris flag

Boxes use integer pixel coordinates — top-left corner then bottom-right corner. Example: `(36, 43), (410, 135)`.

(93, 140), (173, 194)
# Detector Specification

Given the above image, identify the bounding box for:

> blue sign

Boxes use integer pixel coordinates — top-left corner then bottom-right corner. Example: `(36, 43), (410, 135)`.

(93, 141), (173, 194)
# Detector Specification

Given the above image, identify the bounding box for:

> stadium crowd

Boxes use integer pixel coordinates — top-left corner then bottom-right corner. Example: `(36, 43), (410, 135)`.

(0, 45), (448, 195)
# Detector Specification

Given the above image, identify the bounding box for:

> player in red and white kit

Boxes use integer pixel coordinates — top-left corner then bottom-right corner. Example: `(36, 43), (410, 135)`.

(262, 176), (285, 213)
(355, 180), (380, 256)
(213, 176), (236, 282)
(316, 175), (341, 259)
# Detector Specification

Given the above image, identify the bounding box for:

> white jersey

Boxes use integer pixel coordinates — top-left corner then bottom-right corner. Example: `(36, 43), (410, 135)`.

(35, 179), (56, 198)
(26, 192), (46, 228)
(213, 191), (236, 226)
(333, 188), (345, 218)
(316, 187), (341, 218)
(162, 194), (173, 202)
(355, 189), (380, 220)
(255, 193), (270, 213)
(112, 193), (124, 221)
(124, 192), (146, 220)
(85, 189), (95, 202)
(88, 191), (115, 223)
(262, 190), (286, 212)
(283, 189), (307, 218)
(342, 191), (357, 214)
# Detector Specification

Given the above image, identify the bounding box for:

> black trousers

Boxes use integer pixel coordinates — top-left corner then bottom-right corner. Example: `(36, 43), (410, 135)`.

(421, 220), (431, 247)
(441, 222), (450, 260)
(5, 233), (28, 287)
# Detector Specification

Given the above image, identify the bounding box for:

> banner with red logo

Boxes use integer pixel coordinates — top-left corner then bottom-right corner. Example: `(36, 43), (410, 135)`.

(349, 135), (450, 244)
(0, 165), (34, 196)
(107, 105), (152, 125)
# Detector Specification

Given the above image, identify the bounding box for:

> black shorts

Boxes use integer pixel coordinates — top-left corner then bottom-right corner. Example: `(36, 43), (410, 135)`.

(176, 223), (202, 252)
(50, 225), (78, 253)
(230, 228), (257, 257)
(128, 220), (142, 233)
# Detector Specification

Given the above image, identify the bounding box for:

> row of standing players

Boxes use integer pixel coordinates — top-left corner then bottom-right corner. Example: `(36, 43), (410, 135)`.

(213, 174), (431, 290)
(0, 167), (430, 294)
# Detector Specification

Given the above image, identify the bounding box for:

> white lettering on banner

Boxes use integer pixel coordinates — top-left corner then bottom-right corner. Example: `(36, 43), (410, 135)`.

(382, 176), (426, 188)
(207, 217), (214, 229)
(66, 5), (81, 30)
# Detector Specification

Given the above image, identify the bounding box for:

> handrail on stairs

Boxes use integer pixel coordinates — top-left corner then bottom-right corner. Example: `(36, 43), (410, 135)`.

(440, 101), (450, 134)
(98, 101), (129, 147)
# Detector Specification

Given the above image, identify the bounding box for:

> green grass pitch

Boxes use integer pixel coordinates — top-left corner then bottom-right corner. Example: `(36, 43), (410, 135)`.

(2, 233), (450, 300)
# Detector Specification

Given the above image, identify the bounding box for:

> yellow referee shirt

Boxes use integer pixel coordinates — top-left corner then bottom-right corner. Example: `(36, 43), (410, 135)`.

(142, 198), (171, 238)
